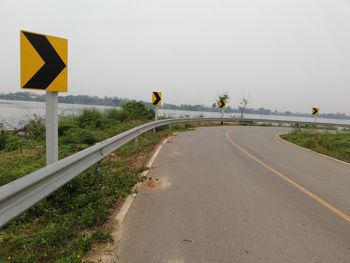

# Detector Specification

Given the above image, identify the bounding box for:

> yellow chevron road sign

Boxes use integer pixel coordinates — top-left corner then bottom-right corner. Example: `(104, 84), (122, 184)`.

(312, 107), (319, 115)
(218, 99), (226, 108)
(152, 91), (162, 107)
(20, 30), (68, 92)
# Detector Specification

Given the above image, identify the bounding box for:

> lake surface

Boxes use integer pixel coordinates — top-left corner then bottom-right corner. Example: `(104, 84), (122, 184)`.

(0, 100), (114, 128)
(1, 100), (349, 128)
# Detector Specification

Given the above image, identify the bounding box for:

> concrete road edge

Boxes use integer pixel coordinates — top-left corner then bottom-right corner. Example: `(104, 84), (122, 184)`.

(115, 136), (172, 225)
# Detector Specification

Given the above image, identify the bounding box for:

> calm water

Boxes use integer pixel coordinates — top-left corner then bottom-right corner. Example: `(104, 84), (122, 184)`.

(0, 100), (113, 127)
(1, 100), (349, 128)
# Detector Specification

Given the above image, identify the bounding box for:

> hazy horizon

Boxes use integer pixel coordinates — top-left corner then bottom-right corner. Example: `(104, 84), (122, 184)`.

(1, 0), (350, 115)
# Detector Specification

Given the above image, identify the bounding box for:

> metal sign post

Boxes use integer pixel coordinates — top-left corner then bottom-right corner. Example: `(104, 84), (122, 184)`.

(155, 106), (159, 121)
(46, 91), (58, 164)
(221, 107), (224, 126)
(153, 106), (159, 133)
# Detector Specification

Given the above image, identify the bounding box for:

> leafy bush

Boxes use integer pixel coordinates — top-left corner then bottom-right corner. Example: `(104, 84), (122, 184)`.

(239, 121), (254, 126)
(77, 109), (113, 129)
(23, 115), (46, 139)
(4, 135), (26, 152)
(0, 123), (9, 150)
(58, 116), (79, 136)
(121, 101), (154, 121)
(61, 128), (97, 145)
(77, 109), (101, 127)
(105, 108), (128, 122)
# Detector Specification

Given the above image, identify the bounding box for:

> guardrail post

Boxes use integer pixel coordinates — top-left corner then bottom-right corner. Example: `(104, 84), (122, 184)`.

(134, 136), (139, 150)
(94, 161), (103, 185)
(96, 161), (101, 176)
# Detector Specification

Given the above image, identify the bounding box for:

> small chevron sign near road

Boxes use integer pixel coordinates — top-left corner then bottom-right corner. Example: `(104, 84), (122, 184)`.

(152, 91), (162, 107)
(151, 91), (162, 133)
(218, 99), (226, 108)
(312, 107), (320, 115)
(20, 30), (68, 92)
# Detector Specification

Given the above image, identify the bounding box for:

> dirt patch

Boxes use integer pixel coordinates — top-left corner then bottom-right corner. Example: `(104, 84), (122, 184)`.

(131, 151), (151, 169)
(0, 148), (42, 162)
(140, 177), (170, 189)
(106, 153), (120, 163)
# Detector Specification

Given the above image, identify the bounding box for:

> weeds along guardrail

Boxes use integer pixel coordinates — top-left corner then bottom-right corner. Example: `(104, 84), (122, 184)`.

(1, 117), (350, 228)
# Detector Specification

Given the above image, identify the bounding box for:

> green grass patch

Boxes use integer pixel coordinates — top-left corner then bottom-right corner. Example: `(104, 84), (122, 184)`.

(281, 130), (350, 163)
(289, 123), (339, 131)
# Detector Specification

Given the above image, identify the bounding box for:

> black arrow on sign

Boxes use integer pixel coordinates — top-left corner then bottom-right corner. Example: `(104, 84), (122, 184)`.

(153, 92), (161, 105)
(23, 32), (66, 89)
(312, 108), (319, 115)
(219, 99), (225, 108)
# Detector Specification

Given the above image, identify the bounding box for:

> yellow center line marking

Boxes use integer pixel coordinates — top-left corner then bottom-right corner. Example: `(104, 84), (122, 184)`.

(225, 130), (350, 224)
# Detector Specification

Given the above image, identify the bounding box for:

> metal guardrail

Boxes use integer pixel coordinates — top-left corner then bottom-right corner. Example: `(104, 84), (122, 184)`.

(1, 117), (350, 228)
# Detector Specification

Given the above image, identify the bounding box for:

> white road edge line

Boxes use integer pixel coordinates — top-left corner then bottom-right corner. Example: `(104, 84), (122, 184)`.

(276, 133), (350, 167)
(115, 136), (172, 224)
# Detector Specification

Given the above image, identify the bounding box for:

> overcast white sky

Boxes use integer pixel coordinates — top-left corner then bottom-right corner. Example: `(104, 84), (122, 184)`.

(1, 0), (350, 114)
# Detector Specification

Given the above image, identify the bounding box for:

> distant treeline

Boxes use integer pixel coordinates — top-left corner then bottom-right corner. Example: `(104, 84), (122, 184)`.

(0, 92), (349, 120)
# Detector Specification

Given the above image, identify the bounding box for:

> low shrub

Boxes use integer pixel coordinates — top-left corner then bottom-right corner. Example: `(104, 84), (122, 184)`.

(4, 134), (26, 152)
(0, 123), (9, 150)
(77, 109), (113, 129)
(105, 108), (128, 122)
(121, 101), (154, 121)
(23, 115), (45, 139)
(239, 121), (254, 126)
(61, 128), (97, 145)
(58, 116), (79, 136)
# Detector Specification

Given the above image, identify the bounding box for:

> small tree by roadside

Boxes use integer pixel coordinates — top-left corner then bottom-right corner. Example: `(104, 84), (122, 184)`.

(239, 93), (251, 118)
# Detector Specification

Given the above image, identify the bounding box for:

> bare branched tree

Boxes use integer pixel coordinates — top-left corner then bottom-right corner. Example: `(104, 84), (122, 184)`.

(239, 93), (251, 118)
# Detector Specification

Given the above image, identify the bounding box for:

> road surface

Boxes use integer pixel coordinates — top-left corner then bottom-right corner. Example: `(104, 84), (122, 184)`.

(118, 126), (350, 263)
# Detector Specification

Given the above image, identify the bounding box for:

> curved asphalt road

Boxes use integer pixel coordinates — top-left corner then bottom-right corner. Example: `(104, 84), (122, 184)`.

(118, 126), (350, 263)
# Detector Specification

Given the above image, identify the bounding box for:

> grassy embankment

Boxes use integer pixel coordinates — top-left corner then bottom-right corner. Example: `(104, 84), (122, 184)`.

(281, 128), (350, 163)
(0, 101), (194, 262)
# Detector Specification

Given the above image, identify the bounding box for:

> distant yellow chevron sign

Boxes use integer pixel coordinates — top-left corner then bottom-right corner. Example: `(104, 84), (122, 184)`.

(312, 107), (319, 115)
(218, 99), (226, 108)
(20, 30), (68, 92)
(152, 91), (162, 107)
